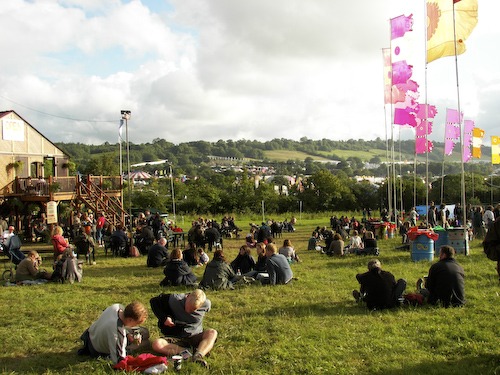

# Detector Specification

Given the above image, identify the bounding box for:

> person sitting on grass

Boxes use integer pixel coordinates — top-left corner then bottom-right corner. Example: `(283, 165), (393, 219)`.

(182, 243), (200, 267)
(359, 230), (379, 256)
(279, 239), (301, 263)
(243, 242), (268, 281)
(262, 243), (293, 285)
(345, 230), (363, 254)
(327, 233), (344, 256)
(417, 245), (465, 307)
(230, 245), (256, 275)
(200, 249), (236, 290)
(307, 231), (322, 251)
(150, 289), (217, 369)
(353, 259), (406, 310)
(78, 301), (150, 364)
(160, 248), (197, 287)
(147, 237), (169, 268)
(15, 250), (52, 282)
(197, 247), (210, 265)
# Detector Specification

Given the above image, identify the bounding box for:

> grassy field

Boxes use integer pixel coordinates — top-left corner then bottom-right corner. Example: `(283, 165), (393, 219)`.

(1, 215), (499, 375)
(263, 150), (331, 162)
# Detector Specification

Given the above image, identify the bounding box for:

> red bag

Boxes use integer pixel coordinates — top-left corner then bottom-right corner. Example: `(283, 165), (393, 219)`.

(113, 353), (168, 372)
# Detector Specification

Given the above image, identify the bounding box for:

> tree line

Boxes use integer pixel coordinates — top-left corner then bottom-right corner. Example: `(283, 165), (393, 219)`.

(57, 138), (498, 215)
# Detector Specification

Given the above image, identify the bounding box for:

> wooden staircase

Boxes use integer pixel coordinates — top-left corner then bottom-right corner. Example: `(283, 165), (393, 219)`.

(74, 176), (127, 228)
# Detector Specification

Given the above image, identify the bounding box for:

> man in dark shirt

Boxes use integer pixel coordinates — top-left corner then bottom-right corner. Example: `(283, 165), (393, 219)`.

(150, 290), (217, 368)
(263, 243), (293, 285)
(147, 237), (169, 267)
(424, 245), (465, 307)
(135, 223), (155, 255)
(354, 259), (406, 310)
(204, 222), (221, 252)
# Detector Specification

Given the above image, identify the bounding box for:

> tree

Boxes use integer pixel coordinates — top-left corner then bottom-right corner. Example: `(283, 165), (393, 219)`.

(300, 170), (354, 211)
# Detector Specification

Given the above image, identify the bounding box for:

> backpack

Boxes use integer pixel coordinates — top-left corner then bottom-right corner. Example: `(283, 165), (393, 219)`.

(483, 219), (500, 261)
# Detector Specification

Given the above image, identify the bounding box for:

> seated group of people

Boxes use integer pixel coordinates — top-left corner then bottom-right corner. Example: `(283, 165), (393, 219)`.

(308, 228), (379, 257)
(1, 224), (83, 284)
(14, 249), (83, 284)
(150, 237), (297, 289)
(353, 245), (466, 310)
(78, 289), (217, 369)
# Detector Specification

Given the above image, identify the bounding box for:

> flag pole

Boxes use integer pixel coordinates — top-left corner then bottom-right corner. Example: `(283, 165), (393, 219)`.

(440, 118), (446, 204)
(382, 48), (393, 220)
(423, 0), (431, 223)
(452, 1), (468, 254)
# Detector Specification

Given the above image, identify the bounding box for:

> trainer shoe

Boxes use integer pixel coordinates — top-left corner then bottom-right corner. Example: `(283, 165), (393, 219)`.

(192, 353), (209, 369)
(416, 278), (424, 292)
(352, 290), (361, 303)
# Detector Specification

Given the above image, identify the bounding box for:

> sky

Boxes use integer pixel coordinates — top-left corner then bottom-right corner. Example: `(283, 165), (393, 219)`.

(0, 0), (498, 147)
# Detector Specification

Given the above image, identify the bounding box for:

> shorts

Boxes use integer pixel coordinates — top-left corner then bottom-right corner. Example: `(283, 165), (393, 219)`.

(160, 332), (205, 349)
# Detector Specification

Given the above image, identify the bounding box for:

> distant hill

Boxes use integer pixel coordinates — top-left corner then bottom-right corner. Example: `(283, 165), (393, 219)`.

(56, 137), (493, 176)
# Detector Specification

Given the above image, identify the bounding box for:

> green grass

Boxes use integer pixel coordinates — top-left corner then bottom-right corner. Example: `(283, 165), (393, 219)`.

(1, 217), (499, 375)
(263, 150), (331, 162)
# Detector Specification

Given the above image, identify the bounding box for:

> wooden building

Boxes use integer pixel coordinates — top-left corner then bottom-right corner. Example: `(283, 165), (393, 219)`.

(0, 110), (125, 231)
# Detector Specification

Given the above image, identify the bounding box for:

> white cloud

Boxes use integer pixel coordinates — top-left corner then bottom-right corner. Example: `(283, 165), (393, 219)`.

(0, 0), (498, 147)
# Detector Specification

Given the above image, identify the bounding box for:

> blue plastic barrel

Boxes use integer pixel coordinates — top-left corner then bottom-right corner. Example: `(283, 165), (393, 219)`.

(411, 235), (434, 261)
(433, 229), (448, 255)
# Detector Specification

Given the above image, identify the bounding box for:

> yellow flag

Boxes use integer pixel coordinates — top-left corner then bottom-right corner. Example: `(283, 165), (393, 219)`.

(472, 127), (484, 158)
(427, 0), (478, 63)
(492, 136), (500, 165)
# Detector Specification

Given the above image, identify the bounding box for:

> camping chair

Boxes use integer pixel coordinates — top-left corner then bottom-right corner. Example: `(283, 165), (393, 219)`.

(1, 234), (25, 281)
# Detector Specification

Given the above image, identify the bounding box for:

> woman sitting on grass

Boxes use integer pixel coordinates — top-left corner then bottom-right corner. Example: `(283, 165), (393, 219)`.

(230, 245), (256, 275)
(160, 248), (197, 287)
(279, 239), (301, 263)
(345, 230), (363, 254)
(199, 249), (236, 290)
(327, 233), (344, 256)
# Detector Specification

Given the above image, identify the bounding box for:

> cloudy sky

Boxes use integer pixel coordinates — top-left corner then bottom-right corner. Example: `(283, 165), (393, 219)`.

(0, 0), (497, 146)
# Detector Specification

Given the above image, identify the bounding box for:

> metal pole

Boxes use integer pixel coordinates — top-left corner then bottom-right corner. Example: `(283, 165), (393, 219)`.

(261, 200), (265, 223)
(169, 165), (176, 222)
(121, 110), (132, 236)
(491, 174), (493, 205)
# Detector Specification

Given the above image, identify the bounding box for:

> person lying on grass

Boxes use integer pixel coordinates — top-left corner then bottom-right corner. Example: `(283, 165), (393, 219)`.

(150, 289), (217, 369)
(77, 301), (150, 364)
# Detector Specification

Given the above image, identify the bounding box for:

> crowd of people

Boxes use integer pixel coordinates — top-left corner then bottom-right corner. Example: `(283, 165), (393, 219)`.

(4, 205), (500, 371)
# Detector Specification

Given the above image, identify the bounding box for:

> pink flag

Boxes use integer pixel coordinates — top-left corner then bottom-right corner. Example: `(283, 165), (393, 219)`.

(416, 104), (438, 119)
(392, 80), (419, 104)
(391, 60), (413, 85)
(391, 14), (414, 40)
(446, 108), (462, 124)
(416, 120), (433, 136)
(416, 138), (434, 154)
(444, 109), (462, 156)
(462, 120), (474, 162)
(383, 48), (392, 104)
(394, 107), (417, 127)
